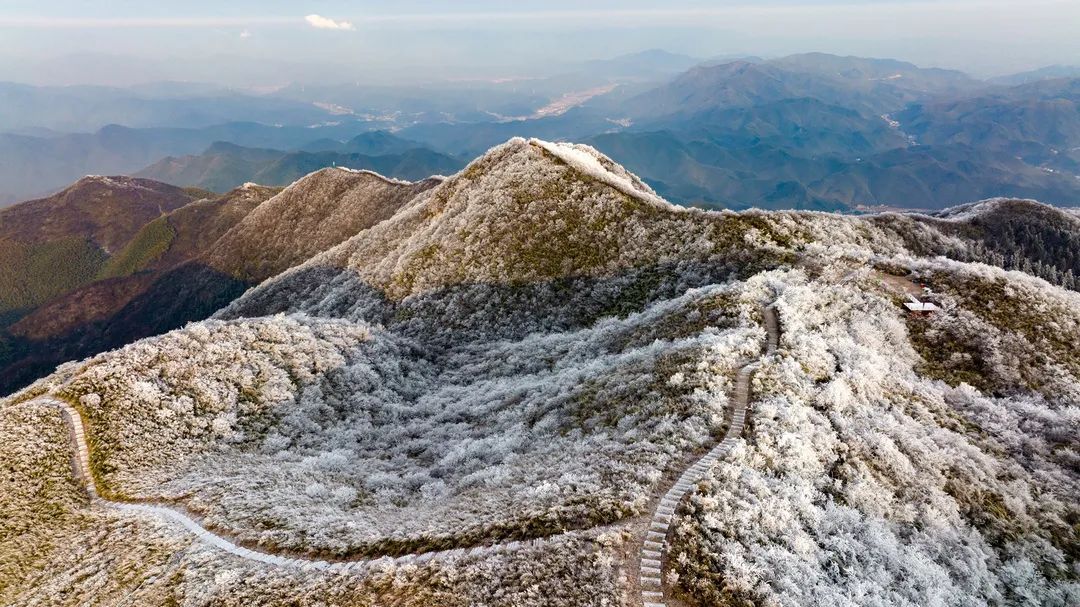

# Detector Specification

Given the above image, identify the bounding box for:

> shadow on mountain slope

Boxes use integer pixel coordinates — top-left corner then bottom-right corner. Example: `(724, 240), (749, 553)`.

(0, 263), (247, 394)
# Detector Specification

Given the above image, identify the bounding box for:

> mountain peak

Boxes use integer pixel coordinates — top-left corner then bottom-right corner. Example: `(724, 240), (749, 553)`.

(527, 138), (673, 210)
(218, 137), (722, 322)
(72, 174), (178, 193)
(206, 163), (440, 282)
(0, 175), (194, 250)
(933, 197), (1080, 226)
(429, 137), (673, 214)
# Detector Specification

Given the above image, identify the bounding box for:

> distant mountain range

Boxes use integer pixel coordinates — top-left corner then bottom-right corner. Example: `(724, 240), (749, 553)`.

(894, 77), (1080, 176)
(136, 138), (464, 193)
(579, 54), (1080, 209)
(2, 52), (1080, 210)
(576, 49), (704, 81)
(0, 125), (451, 202)
(989, 65), (1080, 86)
(621, 54), (987, 120)
(0, 81), (337, 133)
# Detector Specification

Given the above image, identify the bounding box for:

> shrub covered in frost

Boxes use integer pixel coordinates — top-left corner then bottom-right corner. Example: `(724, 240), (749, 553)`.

(52, 282), (768, 556)
(3, 138), (1078, 605)
(670, 269), (1079, 606)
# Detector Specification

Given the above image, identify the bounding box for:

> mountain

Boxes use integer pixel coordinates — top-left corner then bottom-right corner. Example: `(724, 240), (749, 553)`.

(5, 52), (1074, 214)
(576, 56), (1080, 210)
(0, 122), (395, 204)
(990, 65), (1080, 86)
(0, 176), (196, 253)
(576, 49), (703, 80)
(132, 142), (284, 193)
(0, 176), (198, 321)
(217, 137), (750, 326)
(872, 198), (1080, 289)
(0, 81), (337, 132)
(623, 54), (985, 121)
(586, 130), (846, 210)
(2, 139), (1076, 606)
(205, 168), (442, 283)
(2, 184), (274, 346)
(808, 144), (1080, 209)
(295, 130), (429, 155)
(398, 108), (621, 158)
(5, 53), (1075, 213)
(668, 97), (910, 156)
(136, 140), (464, 193)
(0, 179), (273, 393)
(893, 78), (1080, 176)
(587, 133), (1080, 210)
(770, 53), (985, 97)
(0, 165), (436, 395)
(623, 61), (836, 118)
(582, 97), (910, 209)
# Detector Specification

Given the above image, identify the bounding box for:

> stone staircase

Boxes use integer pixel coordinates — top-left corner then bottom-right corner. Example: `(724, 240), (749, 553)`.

(639, 303), (779, 607)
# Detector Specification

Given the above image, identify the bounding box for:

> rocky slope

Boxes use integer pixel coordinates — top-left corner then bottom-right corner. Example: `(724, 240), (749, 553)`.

(2, 139), (1077, 606)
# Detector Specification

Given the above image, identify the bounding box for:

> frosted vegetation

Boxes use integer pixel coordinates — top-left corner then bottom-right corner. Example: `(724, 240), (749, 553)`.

(207, 168), (441, 282)
(0, 401), (618, 607)
(51, 286), (764, 555)
(2, 137), (1077, 605)
(670, 269), (1078, 606)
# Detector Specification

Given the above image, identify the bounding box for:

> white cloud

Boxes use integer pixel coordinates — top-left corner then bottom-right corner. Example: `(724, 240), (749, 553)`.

(239, 29), (252, 39)
(304, 14), (355, 31)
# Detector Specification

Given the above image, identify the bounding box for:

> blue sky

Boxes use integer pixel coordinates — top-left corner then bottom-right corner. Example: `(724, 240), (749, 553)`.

(1, 1), (1078, 85)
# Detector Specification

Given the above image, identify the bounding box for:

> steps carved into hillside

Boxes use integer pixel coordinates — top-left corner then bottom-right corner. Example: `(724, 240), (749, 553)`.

(637, 303), (779, 607)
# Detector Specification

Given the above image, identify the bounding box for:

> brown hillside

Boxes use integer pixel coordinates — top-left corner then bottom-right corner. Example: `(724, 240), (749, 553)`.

(207, 169), (441, 282)
(0, 176), (196, 252)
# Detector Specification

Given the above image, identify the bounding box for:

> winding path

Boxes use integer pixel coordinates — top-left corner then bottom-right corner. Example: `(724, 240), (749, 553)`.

(18, 302), (780, 589)
(31, 396), (546, 572)
(638, 304), (780, 607)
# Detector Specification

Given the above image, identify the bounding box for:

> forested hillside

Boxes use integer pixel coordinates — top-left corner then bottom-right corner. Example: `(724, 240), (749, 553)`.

(3, 138), (1075, 606)
(0, 168), (435, 394)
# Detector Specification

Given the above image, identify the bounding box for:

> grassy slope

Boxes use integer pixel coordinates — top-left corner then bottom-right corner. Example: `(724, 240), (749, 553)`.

(97, 216), (176, 279)
(0, 403), (88, 595)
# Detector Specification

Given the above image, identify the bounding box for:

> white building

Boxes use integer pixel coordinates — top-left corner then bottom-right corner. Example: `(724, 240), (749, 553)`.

(904, 295), (939, 313)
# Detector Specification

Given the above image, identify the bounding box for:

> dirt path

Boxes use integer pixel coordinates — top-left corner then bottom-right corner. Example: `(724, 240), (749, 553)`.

(18, 303), (783, 591)
(30, 396), (556, 571)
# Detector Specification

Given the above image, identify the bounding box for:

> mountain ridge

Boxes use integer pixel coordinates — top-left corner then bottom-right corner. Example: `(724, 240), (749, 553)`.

(3, 137), (1077, 607)
(136, 139), (465, 193)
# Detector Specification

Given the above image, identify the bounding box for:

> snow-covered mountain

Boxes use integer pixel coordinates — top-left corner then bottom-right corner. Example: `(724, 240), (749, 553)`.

(2, 139), (1077, 606)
